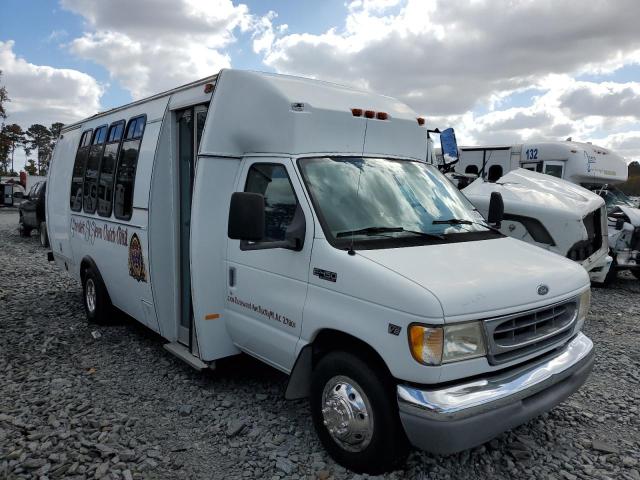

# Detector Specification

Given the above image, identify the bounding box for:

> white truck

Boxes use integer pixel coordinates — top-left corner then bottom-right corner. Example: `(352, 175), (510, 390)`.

(428, 132), (612, 283)
(453, 139), (636, 281)
(46, 70), (594, 473)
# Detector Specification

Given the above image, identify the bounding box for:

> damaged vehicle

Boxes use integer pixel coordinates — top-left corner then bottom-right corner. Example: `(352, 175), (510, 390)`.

(428, 129), (612, 284)
(584, 185), (640, 280)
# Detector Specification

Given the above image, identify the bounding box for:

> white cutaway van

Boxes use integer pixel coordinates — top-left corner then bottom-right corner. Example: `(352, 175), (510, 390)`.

(46, 70), (594, 474)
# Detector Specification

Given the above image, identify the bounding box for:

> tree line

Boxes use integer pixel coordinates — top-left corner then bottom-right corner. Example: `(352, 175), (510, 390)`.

(0, 70), (63, 177)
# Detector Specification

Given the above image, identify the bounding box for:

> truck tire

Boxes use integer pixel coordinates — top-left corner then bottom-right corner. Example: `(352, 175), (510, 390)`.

(310, 350), (409, 474)
(82, 267), (112, 324)
(19, 216), (31, 237)
(39, 221), (49, 247)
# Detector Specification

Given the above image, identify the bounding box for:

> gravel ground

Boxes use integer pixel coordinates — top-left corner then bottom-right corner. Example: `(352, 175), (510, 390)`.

(0, 207), (639, 480)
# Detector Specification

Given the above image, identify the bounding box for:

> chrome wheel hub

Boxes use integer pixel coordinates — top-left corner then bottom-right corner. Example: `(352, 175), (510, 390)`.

(321, 375), (374, 452)
(86, 278), (97, 314)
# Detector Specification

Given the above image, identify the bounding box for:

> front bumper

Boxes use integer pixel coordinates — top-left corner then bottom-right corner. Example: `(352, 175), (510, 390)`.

(397, 332), (594, 455)
(586, 253), (612, 283)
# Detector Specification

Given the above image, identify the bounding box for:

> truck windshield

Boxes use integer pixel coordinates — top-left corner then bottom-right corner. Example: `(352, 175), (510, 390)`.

(298, 157), (498, 250)
(584, 184), (637, 209)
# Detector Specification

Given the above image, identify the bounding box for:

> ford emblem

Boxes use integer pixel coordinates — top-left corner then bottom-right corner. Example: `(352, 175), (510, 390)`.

(537, 284), (549, 296)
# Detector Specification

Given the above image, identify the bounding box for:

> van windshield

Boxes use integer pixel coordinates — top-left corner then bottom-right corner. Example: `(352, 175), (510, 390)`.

(298, 157), (499, 250)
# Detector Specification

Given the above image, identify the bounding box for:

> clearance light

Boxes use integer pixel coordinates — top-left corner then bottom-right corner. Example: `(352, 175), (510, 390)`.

(376, 112), (389, 120)
(417, 117), (425, 126)
(365, 110), (376, 119)
(351, 108), (363, 117)
(204, 83), (214, 94)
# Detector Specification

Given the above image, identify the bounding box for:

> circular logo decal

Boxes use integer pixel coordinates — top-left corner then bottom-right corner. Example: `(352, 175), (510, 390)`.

(128, 233), (147, 282)
(537, 284), (549, 296)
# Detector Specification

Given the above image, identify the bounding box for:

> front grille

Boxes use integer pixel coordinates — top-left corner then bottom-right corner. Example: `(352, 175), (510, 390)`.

(567, 207), (603, 261)
(484, 300), (578, 364)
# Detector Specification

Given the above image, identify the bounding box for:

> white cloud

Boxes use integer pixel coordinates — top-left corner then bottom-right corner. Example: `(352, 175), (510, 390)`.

(261, 0), (640, 116)
(0, 40), (103, 171)
(62, 0), (266, 99)
(0, 40), (102, 127)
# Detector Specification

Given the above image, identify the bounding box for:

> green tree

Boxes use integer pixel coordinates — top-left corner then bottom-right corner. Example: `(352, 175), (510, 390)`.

(25, 124), (53, 176)
(2, 123), (25, 175)
(0, 71), (8, 121)
(24, 158), (37, 175)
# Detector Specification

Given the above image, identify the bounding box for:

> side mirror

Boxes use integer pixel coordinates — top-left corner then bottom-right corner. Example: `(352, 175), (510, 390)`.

(439, 128), (459, 166)
(228, 192), (265, 241)
(488, 192), (504, 227)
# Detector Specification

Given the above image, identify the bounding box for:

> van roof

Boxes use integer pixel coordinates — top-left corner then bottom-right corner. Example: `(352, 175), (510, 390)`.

(61, 74), (218, 133)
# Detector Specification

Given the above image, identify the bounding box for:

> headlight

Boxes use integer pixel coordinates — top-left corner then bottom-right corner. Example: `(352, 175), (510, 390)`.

(409, 322), (486, 366)
(576, 289), (591, 331)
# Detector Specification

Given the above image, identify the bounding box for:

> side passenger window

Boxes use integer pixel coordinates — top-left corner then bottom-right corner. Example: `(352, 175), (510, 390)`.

(114, 116), (146, 220)
(70, 129), (92, 211)
(97, 121), (125, 217)
(244, 164), (300, 244)
(83, 125), (107, 214)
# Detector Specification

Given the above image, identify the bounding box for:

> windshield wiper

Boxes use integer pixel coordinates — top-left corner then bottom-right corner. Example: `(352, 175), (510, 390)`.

(432, 218), (502, 234)
(336, 226), (445, 240)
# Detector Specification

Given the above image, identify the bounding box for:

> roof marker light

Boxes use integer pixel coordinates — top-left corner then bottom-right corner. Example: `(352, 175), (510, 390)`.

(365, 110), (376, 119)
(351, 108), (363, 117)
(204, 83), (214, 94)
(417, 117), (425, 126)
(376, 112), (389, 120)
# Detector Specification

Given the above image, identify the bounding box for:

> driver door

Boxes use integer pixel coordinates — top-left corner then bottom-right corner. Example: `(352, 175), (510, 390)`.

(225, 157), (314, 372)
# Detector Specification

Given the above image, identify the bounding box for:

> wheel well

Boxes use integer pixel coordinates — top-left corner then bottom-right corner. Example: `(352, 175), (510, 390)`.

(285, 329), (393, 400)
(312, 330), (390, 373)
(79, 257), (110, 304)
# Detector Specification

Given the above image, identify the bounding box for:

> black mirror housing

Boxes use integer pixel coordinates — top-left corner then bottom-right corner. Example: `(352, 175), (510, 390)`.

(488, 192), (504, 226)
(228, 192), (265, 241)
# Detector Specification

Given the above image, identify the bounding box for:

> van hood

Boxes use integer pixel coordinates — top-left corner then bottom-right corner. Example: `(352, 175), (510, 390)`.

(616, 205), (640, 226)
(464, 168), (604, 218)
(358, 236), (588, 320)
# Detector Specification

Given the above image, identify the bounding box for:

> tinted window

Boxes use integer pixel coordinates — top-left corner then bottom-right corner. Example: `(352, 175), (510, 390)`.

(92, 126), (107, 145)
(113, 116), (146, 220)
(70, 129), (92, 211)
(97, 121), (124, 217)
(244, 164), (299, 243)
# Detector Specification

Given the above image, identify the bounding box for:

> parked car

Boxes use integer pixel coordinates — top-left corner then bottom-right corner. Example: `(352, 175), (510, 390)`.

(19, 180), (48, 246)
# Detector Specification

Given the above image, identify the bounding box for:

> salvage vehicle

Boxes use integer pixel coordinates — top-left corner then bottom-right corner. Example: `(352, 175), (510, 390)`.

(448, 137), (633, 282)
(584, 184), (640, 280)
(19, 180), (48, 247)
(46, 70), (594, 473)
(427, 131), (611, 283)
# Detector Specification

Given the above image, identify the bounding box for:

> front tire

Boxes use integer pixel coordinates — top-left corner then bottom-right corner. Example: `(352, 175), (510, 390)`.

(39, 221), (49, 247)
(82, 267), (112, 324)
(310, 351), (409, 474)
(19, 217), (31, 237)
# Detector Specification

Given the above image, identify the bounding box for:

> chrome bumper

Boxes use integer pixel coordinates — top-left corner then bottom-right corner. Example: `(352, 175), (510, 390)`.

(398, 333), (593, 420)
(397, 333), (594, 454)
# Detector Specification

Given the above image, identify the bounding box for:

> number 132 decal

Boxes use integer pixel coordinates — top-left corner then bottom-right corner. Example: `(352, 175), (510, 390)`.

(525, 148), (539, 160)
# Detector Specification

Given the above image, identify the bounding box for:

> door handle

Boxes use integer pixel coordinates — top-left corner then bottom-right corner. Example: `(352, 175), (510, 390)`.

(229, 267), (236, 287)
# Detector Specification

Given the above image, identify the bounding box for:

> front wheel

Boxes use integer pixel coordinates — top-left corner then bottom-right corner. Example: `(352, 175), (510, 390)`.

(19, 217), (31, 237)
(39, 221), (49, 247)
(310, 351), (409, 474)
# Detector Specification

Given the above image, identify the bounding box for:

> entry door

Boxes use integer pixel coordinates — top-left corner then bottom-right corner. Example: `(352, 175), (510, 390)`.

(543, 161), (565, 179)
(177, 105), (208, 346)
(225, 158), (314, 372)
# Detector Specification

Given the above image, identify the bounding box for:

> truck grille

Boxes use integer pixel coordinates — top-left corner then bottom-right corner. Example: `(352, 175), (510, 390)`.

(484, 300), (578, 364)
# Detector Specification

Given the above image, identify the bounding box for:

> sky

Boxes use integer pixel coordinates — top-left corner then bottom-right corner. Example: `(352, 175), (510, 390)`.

(2, 0), (640, 171)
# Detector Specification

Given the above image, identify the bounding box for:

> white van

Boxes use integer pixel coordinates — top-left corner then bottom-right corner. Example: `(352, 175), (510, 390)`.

(46, 70), (594, 473)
